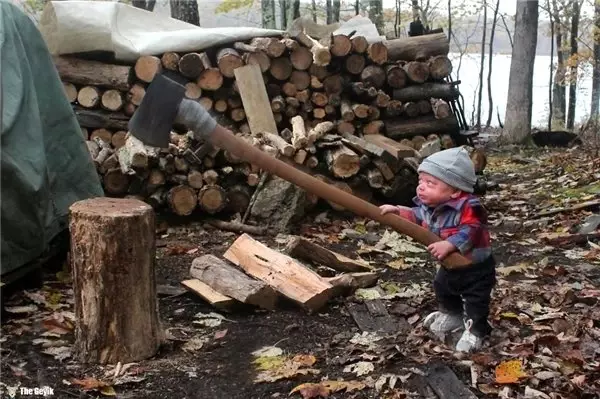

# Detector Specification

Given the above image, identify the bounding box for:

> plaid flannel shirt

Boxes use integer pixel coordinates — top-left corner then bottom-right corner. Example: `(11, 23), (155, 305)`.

(397, 193), (492, 264)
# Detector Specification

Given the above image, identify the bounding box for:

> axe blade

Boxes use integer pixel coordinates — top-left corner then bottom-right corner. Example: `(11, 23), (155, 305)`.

(128, 74), (186, 148)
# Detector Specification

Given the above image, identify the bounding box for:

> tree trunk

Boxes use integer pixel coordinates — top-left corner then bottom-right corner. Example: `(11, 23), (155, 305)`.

(369, 0), (385, 36)
(567, 1), (580, 130)
(486, 0), (499, 127)
(262, 0), (276, 29)
(476, 0), (487, 128)
(69, 198), (161, 364)
(333, 0), (341, 22)
(548, 0), (554, 131)
(552, 9), (566, 128)
(169, 0), (200, 26)
(447, 0), (452, 44)
(312, 0), (317, 22)
(280, 0), (287, 29)
(591, 0), (600, 119)
(502, 0), (538, 144)
(326, 0), (332, 24)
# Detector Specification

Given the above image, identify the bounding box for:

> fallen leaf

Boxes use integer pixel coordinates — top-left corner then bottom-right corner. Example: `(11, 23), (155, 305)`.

(495, 359), (528, 384)
(165, 244), (196, 256)
(254, 354), (319, 383)
(251, 346), (283, 358)
(214, 329), (228, 339)
(42, 314), (74, 334)
(524, 386), (551, 398)
(4, 305), (38, 314)
(181, 336), (209, 353)
(23, 290), (47, 306)
(100, 386), (117, 396)
(290, 380), (367, 399)
(570, 374), (585, 386)
(71, 377), (111, 391)
(497, 263), (531, 277)
(533, 370), (561, 380)
(41, 346), (72, 361)
(192, 312), (225, 327)
(343, 361), (374, 376)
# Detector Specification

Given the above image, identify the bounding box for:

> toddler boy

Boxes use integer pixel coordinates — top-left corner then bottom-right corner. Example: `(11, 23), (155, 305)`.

(380, 147), (495, 352)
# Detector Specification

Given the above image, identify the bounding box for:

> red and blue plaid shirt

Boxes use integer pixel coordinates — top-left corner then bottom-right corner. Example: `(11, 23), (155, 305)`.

(397, 193), (492, 264)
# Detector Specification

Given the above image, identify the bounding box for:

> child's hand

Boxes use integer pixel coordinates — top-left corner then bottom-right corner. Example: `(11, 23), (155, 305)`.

(427, 240), (457, 260)
(379, 205), (400, 215)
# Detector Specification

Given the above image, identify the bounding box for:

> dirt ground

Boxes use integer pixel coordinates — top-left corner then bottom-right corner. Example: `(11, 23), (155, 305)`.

(1, 145), (599, 399)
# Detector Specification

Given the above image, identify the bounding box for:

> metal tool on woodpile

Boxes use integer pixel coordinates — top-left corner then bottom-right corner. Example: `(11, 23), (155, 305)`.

(128, 74), (471, 269)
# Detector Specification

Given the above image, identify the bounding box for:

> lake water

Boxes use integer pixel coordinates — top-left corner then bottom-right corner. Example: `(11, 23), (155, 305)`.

(449, 52), (594, 129)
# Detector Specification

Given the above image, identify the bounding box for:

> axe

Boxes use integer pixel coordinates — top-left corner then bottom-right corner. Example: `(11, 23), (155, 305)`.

(128, 74), (470, 269)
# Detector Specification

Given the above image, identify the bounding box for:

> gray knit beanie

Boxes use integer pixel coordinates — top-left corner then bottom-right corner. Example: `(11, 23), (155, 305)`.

(417, 147), (477, 193)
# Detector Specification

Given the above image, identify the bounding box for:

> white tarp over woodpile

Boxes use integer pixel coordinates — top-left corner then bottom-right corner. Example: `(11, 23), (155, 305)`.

(39, 1), (283, 63)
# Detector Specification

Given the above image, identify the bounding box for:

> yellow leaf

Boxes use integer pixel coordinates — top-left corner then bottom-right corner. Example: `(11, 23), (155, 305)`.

(100, 386), (116, 396)
(495, 359), (528, 384)
(500, 312), (519, 319)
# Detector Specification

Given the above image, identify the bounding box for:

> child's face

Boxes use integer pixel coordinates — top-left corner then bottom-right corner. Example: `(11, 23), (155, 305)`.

(416, 172), (461, 206)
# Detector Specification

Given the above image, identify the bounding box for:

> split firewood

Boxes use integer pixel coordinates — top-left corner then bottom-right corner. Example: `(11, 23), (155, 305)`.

(285, 236), (372, 273)
(181, 279), (236, 311)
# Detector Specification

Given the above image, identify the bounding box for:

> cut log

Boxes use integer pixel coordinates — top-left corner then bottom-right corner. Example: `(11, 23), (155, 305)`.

(135, 55), (162, 83)
(294, 149), (308, 164)
(224, 184), (252, 214)
(74, 107), (130, 131)
(340, 100), (355, 121)
(202, 169), (219, 185)
(269, 57), (293, 81)
(367, 168), (384, 188)
(290, 70), (311, 90)
(128, 83), (146, 106)
(242, 51), (271, 73)
(233, 64), (279, 136)
(363, 120), (385, 135)
(69, 197), (160, 363)
(325, 145), (360, 178)
(325, 272), (379, 293)
(259, 132), (295, 157)
(117, 134), (150, 173)
(367, 42), (388, 65)
(184, 82), (202, 99)
(146, 168), (166, 191)
(217, 48), (244, 78)
(86, 140), (100, 160)
(282, 38), (300, 51)
(198, 97), (214, 111)
(290, 46), (313, 70)
(307, 121), (335, 144)
(198, 184), (226, 214)
(161, 52), (180, 71)
(375, 90), (391, 108)
(412, 135), (427, 150)
(386, 64), (408, 89)
(230, 108), (246, 122)
(285, 236), (371, 272)
(361, 65), (386, 88)
(77, 86), (101, 108)
(337, 121), (356, 135)
(53, 56), (131, 91)
(271, 95), (286, 112)
(103, 168), (130, 196)
(190, 254), (278, 310)
(289, 29), (331, 66)
(385, 115), (460, 139)
(250, 37), (285, 58)
(428, 55), (453, 80)
(306, 155), (319, 168)
(282, 82), (298, 97)
(345, 54), (366, 75)
(291, 115), (308, 148)
(351, 35), (369, 53)
(431, 98), (452, 119)
(223, 234), (334, 311)
(100, 89), (124, 111)
(63, 82), (78, 103)
(90, 128), (113, 144)
(111, 130), (127, 149)
(403, 101), (421, 118)
(214, 99), (228, 113)
(352, 103), (370, 119)
(393, 82), (459, 102)
(404, 61), (430, 83)
(197, 67), (224, 91)
(330, 34), (352, 57)
(178, 52), (206, 79)
(181, 279), (236, 311)
(363, 134), (419, 158)
(441, 134), (456, 149)
(323, 74), (344, 94)
(167, 185), (197, 216)
(417, 99), (433, 115)
(385, 32), (449, 61)
(311, 91), (329, 107)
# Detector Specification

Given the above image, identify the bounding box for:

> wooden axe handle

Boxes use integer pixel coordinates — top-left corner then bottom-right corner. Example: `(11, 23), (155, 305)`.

(210, 126), (471, 269)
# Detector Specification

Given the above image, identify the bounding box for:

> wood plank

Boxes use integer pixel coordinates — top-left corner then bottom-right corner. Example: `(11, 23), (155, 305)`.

(234, 64), (278, 135)
(189, 254), (278, 310)
(285, 235), (372, 273)
(363, 134), (419, 159)
(223, 234), (334, 311)
(346, 300), (401, 334)
(181, 279), (237, 311)
(425, 363), (478, 399)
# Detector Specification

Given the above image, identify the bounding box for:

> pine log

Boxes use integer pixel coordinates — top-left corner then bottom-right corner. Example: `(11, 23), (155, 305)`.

(351, 35), (369, 53)
(74, 106), (130, 131)
(146, 168), (166, 191)
(429, 55), (453, 80)
(385, 115), (460, 139)
(225, 184), (252, 214)
(179, 83), (201, 100)
(161, 52), (180, 71)
(197, 67), (224, 91)
(385, 32), (449, 61)
(100, 89), (124, 111)
(290, 46), (313, 70)
(242, 51), (271, 73)
(90, 128), (113, 144)
(111, 130), (127, 149)
(345, 54), (366, 75)
(69, 198), (160, 363)
(289, 29), (331, 66)
(63, 82), (78, 103)
(361, 65), (386, 88)
(386, 64), (408, 89)
(269, 57), (293, 81)
(393, 82), (459, 102)
(330, 34), (352, 57)
(431, 98), (452, 119)
(404, 61), (430, 83)
(217, 48), (244, 78)
(128, 83), (146, 106)
(214, 99), (228, 113)
(167, 185), (197, 216)
(178, 52), (206, 79)
(285, 236), (371, 272)
(368, 105), (381, 121)
(311, 91), (329, 107)
(326, 145), (360, 178)
(282, 82), (298, 97)
(367, 42), (388, 65)
(135, 55), (162, 83)
(198, 184), (226, 214)
(323, 74), (344, 94)
(310, 75), (324, 90)
(309, 64), (329, 80)
(375, 90), (391, 108)
(190, 255), (278, 310)
(223, 234), (334, 311)
(53, 56), (131, 91)
(291, 116), (308, 148)
(290, 70), (311, 90)
(181, 279), (236, 311)
(417, 99), (432, 115)
(362, 120), (385, 135)
(307, 121), (335, 144)
(103, 168), (130, 196)
(295, 89), (311, 104)
(202, 169), (219, 185)
(340, 100), (355, 121)
(385, 100), (403, 117)
(403, 102), (421, 118)
(230, 108), (246, 122)
(352, 103), (370, 119)
(77, 86), (101, 108)
(363, 134), (420, 158)
(250, 37), (285, 58)
(313, 108), (326, 119)
(337, 121), (356, 135)
(270, 95), (285, 112)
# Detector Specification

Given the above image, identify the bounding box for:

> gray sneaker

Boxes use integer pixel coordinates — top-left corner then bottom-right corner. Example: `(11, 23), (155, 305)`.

(455, 319), (484, 352)
(423, 311), (464, 339)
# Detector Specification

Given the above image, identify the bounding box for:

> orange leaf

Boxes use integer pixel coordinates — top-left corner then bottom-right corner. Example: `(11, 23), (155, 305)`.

(71, 377), (110, 391)
(494, 359), (528, 384)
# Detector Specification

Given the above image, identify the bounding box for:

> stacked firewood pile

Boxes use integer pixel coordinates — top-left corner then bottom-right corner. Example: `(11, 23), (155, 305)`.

(55, 31), (471, 217)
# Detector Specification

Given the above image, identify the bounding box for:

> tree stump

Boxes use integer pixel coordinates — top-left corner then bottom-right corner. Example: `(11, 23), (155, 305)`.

(69, 197), (161, 364)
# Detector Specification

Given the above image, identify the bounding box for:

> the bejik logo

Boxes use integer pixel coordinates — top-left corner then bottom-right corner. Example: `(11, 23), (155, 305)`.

(19, 387), (54, 396)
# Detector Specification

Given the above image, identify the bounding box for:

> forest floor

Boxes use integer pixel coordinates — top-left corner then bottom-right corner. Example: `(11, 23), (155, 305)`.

(1, 144), (599, 399)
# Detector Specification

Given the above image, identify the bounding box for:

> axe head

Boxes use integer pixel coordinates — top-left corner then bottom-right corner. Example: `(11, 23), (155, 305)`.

(128, 74), (186, 148)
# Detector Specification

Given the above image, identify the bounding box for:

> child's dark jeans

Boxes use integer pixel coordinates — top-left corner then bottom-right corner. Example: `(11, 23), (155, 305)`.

(433, 255), (496, 337)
